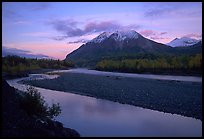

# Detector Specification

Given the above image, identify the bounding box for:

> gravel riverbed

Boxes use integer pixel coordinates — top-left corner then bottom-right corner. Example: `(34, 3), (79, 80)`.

(21, 72), (202, 120)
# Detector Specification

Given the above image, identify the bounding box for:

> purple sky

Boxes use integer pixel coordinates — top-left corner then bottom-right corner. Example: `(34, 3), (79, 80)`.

(2, 2), (202, 59)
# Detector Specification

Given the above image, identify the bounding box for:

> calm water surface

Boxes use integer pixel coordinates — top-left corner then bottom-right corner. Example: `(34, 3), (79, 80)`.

(49, 68), (202, 82)
(7, 71), (202, 137)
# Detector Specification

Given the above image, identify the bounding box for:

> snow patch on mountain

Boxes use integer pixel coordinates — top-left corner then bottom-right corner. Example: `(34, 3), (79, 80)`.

(90, 30), (139, 43)
(110, 30), (139, 41)
(90, 32), (112, 43)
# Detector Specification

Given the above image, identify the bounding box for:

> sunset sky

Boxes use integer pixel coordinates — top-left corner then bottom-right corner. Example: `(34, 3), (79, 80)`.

(2, 2), (202, 60)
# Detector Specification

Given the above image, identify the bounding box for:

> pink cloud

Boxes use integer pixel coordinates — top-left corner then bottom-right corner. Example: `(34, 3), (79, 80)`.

(139, 29), (170, 43)
(139, 30), (156, 37)
(160, 32), (167, 35)
(5, 41), (80, 60)
(49, 19), (141, 40)
(150, 36), (165, 40)
(182, 33), (202, 39)
(84, 21), (121, 32)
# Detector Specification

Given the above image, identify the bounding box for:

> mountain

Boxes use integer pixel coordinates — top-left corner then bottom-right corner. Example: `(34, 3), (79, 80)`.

(89, 30), (139, 43)
(172, 40), (202, 55)
(166, 37), (200, 47)
(65, 30), (202, 67)
(65, 30), (173, 66)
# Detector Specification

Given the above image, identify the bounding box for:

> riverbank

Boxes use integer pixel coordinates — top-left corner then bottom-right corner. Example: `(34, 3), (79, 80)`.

(2, 69), (66, 80)
(2, 78), (80, 137)
(94, 68), (202, 77)
(51, 68), (202, 82)
(21, 72), (202, 120)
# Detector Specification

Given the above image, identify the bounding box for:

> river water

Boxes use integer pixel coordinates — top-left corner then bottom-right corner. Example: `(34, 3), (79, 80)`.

(48, 68), (202, 82)
(7, 69), (202, 137)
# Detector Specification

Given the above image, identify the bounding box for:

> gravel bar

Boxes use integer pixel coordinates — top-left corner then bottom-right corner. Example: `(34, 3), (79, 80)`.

(21, 72), (202, 120)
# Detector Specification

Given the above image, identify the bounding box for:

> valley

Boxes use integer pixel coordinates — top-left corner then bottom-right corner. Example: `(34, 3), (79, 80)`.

(2, 2), (202, 137)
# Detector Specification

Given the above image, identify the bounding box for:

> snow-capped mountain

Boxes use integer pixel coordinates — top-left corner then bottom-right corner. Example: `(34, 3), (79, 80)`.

(166, 37), (200, 47)
(66, 30), (172, 65)
(66, 30), (202, 66)
(90, 30), (139, 43)
(90, 32), (112, 43)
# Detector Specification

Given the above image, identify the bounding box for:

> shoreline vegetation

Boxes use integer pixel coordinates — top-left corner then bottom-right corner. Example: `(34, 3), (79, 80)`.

(2, 55), (80, 137)
(2, 53), (202, 81)
(94, 54), (202, 77)
(21, 72), (202, 121)
(2, 55), (75, 79)
(2, 79), (80, 137)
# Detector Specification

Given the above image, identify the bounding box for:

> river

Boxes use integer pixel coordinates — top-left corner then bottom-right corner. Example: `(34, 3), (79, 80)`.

(48, 68), (202, 82)
(7, 69), (202, 137)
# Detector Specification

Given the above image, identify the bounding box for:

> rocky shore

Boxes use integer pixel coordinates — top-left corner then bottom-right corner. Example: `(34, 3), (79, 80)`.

(2, 78), (80, 137)
(2, 69), (58, 80)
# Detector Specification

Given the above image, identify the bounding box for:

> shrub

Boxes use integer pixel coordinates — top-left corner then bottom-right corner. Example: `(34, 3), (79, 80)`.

(20, 86), (61, 119)
(47, 103), (61, 119)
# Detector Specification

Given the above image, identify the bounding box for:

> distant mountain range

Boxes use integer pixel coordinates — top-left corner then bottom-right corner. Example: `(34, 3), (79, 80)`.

(166, 37), (201, 47)
(65, 30), (202, 66)
(2, 46), (51, 59)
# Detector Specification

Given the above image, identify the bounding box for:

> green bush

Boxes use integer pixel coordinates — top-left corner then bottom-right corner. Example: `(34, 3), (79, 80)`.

(20, 86), (61, 119)
(47, 103), (61, 119)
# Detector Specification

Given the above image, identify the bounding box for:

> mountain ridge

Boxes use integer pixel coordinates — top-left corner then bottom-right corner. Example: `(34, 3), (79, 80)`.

(89, 30), (140, 43)
(166, 37), (200, 47)
(65, 30), (202, 67)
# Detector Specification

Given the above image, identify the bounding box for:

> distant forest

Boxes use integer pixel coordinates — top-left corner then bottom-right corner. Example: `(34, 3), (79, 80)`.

(95, 54), (202, 75)
(2, 55), (75, 74)
(2, 53), (202, 76)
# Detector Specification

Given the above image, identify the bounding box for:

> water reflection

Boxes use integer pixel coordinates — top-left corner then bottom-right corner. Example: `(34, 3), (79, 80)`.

(49, 68), (202, 82)
(7, 74), (202, 137)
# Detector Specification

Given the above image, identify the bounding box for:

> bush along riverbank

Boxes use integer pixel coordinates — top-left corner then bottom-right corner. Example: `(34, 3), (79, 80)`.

(2, 78), (80, 137)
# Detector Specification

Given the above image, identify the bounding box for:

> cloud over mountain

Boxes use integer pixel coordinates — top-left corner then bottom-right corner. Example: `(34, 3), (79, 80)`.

(139, 30), (168, 41)
(182, 33), (202, 39)
(48, 19), (141, 41)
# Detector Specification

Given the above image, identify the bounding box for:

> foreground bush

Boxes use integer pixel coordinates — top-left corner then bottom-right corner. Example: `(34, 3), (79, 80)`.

(20, 86), (61, 119)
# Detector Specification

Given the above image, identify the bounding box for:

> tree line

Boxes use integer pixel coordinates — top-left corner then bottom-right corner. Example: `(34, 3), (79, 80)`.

(95, 54), (202, 75)
(2, 55), (75, 74)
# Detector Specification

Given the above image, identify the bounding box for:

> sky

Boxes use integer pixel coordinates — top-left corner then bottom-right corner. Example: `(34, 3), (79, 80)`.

(2, 2), (202, 60)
